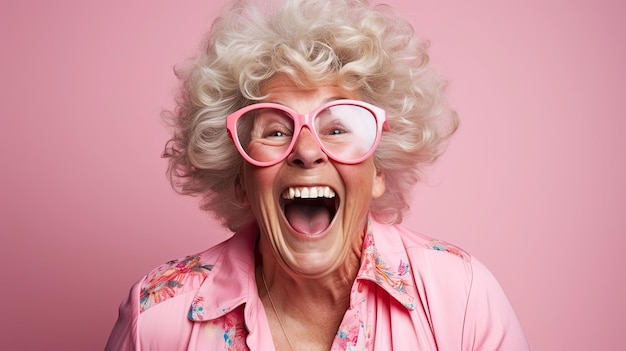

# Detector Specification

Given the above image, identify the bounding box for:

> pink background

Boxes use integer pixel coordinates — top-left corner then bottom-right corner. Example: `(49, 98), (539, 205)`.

(1, 0), (624, 350)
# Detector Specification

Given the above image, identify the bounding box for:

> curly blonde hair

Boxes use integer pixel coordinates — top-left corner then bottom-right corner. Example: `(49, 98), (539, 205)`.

(163, 0), (458, 232)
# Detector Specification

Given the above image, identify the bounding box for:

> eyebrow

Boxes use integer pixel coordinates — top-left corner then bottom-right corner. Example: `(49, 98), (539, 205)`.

(262, 96), (354, 108)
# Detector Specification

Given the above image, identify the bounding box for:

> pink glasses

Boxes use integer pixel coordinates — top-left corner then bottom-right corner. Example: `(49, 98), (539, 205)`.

(226, 99), (389, 167)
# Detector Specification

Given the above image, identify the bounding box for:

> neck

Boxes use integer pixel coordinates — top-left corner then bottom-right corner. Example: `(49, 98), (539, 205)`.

(257, 265), (351, 351)
(255, 241), (361, 306)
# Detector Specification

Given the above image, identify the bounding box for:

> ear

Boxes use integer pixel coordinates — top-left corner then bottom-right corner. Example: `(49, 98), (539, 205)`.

(371, 168), (386, 199)
(234, 175), (250, 206)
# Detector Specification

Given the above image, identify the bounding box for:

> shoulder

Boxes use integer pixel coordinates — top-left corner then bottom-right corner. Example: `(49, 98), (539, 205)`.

(107, 232), (257, 350)
(381, 222), (471, 265)
(138, 238), (231, 313)
(393, 223), (522, 317)
(138, 253), (215, 313)
(106, 240), (230, 350)
(382, 222), (495, 294)
(369, 221), (529, 348)
(395, 225), (501, 291)
(370, 220), (477, 298)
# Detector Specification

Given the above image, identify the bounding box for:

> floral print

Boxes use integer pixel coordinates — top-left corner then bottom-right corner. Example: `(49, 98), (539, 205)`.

(140, 255), (214, 312)
(203, 307), (248, 351)
(359, 224), (415, 308)
(189, 296), (206, 320)
(331, 221), (418, 349)
(427, 240), (468, 260)
(335, 321), (362, 350)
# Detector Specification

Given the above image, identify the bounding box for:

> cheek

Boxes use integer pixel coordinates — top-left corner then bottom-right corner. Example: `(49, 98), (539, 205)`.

(340, 163), (378, 206)
(242, 165), (277, 203)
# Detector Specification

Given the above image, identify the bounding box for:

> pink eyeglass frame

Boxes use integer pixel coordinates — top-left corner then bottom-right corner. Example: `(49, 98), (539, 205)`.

(226, 99), (389, 167)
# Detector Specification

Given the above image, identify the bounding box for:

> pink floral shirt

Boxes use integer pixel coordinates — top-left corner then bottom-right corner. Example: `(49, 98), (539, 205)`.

(106, 218), (529, 350)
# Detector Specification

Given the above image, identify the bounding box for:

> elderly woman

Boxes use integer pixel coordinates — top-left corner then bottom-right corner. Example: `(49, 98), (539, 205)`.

(107, 0), (529, 350)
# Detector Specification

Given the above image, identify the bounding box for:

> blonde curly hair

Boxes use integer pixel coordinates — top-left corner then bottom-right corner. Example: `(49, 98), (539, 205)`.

(163, 0), (458, 232)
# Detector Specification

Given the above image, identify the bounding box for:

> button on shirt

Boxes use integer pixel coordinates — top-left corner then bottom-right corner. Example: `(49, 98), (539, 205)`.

(106, 218), (529, 350)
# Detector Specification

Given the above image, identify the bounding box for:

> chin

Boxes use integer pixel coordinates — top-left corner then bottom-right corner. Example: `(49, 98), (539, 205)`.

(282, 228), (353, 277)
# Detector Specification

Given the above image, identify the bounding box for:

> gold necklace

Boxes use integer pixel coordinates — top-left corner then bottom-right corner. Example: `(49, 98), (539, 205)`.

(261, 270), (295, 351)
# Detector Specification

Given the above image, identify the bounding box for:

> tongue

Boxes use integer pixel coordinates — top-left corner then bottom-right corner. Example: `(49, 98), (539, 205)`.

(284, 203), (331, 235)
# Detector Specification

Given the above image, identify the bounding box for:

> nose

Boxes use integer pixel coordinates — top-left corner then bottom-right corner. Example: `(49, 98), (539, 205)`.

(286, 127), (328, 168)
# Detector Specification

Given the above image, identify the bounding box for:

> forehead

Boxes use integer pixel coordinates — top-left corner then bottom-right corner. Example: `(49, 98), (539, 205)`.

(259, 74), (360, 109)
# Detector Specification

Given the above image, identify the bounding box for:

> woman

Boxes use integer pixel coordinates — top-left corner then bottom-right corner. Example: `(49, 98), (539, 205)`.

(107, 0), (529, 349)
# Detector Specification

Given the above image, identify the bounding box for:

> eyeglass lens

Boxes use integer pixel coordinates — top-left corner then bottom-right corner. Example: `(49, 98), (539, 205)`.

(235, 104), (378, 163)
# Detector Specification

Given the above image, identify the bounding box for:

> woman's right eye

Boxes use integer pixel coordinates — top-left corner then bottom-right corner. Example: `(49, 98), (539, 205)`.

(254, 109), (293, 138)
(262, 123), (293, 138)
(267, 130), (285, 137)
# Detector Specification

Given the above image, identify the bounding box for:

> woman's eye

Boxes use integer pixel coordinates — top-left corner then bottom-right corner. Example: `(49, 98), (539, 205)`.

(268, 130), (285, 137)
(263, 124), (292, 138)
(316, 115), (349, 136)
(322, 125), (348, 136)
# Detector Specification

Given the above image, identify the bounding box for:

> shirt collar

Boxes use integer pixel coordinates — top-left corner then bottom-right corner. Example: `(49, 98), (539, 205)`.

(355, 219), (418, 310)
(189, 217), (418, 324)
(188, 222), (258, 323)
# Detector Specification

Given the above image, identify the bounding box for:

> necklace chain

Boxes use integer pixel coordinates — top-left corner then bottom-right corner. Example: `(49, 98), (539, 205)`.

(261, 270), (296, 351)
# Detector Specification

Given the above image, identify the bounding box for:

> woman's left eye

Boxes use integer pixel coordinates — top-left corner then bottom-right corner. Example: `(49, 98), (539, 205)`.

(322, 124), (348, 136)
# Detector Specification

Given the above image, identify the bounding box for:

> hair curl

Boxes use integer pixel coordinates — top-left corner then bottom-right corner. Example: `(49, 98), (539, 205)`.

(163, 0), (458, 232)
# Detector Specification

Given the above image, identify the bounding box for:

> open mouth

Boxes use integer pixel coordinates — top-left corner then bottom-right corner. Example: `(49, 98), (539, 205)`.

(281, 186), (339, 235)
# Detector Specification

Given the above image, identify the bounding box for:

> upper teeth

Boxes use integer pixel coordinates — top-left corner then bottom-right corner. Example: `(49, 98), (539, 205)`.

(282, 186), (336, 200)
